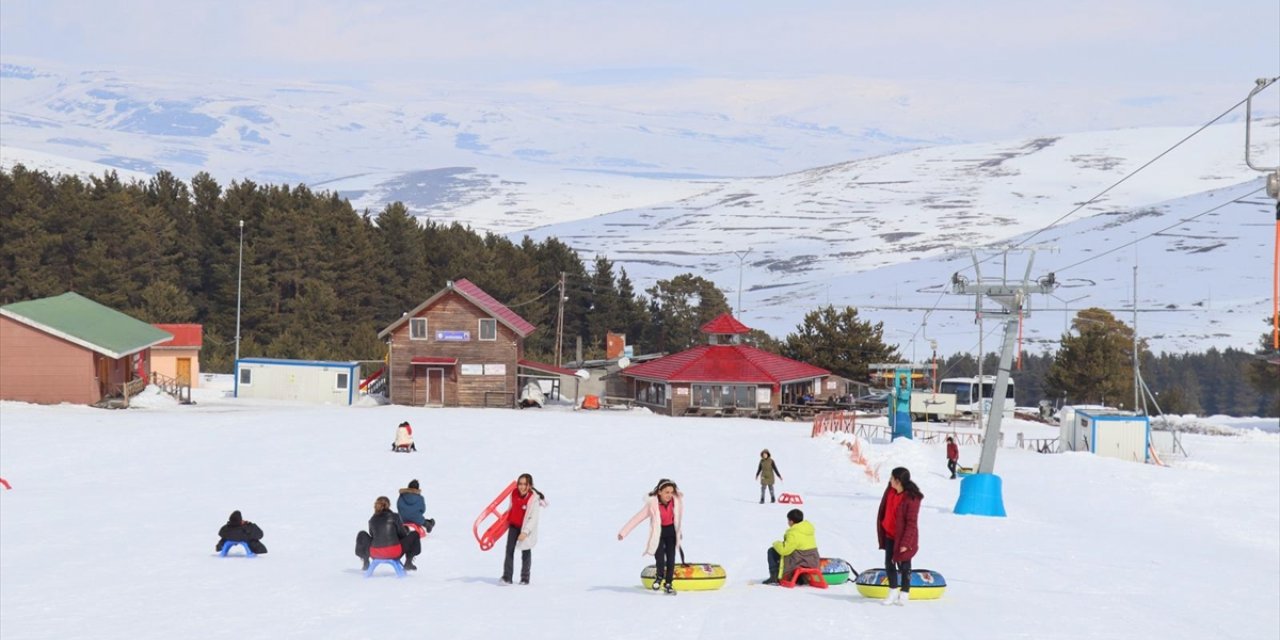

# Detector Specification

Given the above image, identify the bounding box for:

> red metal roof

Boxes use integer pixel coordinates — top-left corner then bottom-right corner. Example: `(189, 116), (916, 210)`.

(411, 356), (458, 365)
(151, 323), (203, 348)
(700, 313), (751, 335)
(451, 279), (537, 337)
(518, 358), (579, 378)
(378, 278), (539, 339)
(621, 344), (829, 384)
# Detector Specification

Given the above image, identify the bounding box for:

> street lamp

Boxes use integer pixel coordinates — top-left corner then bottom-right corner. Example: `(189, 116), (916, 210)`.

(732, 248), (752, 319)
(235, 219), (244, 364)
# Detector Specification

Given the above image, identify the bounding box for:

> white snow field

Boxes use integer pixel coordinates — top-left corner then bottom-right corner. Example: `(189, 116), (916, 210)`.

(1, 390), (1277, 640)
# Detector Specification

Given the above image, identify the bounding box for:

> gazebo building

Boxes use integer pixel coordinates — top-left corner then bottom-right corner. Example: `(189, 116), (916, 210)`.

(619, 314), (830, 417)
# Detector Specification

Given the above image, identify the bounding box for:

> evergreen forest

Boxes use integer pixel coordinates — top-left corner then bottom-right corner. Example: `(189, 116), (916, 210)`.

(1, 166), (1274, 416)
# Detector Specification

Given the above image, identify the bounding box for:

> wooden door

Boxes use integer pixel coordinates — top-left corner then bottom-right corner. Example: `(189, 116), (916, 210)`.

(427, 369), (444, 405)
(176, 358), (192, 385)
(95, 356), (110, 397)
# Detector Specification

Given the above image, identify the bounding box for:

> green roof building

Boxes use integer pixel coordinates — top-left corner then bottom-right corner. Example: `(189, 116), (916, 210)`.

(1, 292), (173, 405)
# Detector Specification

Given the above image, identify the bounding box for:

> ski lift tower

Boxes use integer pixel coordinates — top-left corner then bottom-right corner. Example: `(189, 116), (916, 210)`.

(1244, 77), (1280, 352)
(949, 249), (1056, 517)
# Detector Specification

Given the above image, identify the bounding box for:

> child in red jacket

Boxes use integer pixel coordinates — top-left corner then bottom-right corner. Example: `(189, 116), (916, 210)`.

(876, 467), (923, 606)
(946, 436), (959, 479)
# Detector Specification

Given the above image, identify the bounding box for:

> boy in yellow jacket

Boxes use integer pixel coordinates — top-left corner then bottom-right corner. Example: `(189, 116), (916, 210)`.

(763, 508), (820, 585)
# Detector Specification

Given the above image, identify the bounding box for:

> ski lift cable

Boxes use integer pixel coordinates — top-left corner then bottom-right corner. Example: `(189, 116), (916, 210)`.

(1053, 186), (1266, 274)
(961, 86), (1271, 276)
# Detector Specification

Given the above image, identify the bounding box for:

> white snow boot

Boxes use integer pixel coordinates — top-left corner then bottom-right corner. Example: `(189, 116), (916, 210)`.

(895, 590), (909, 606)
(882, 588), (899, 605)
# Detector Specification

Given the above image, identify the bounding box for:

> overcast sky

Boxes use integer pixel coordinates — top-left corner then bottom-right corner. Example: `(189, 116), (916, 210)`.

(2, 1), (1275, 84)
(2, 1), (1277, 140)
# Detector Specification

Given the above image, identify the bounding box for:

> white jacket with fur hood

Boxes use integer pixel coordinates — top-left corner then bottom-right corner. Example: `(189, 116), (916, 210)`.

(618, 492), (683, 556)
(514, 491), (544, 551)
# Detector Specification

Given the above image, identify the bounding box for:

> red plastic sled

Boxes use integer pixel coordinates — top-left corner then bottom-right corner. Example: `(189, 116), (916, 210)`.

(778, 493), (803, 504)
(472, 481), (517, 551)
(0, 477), (10, 490)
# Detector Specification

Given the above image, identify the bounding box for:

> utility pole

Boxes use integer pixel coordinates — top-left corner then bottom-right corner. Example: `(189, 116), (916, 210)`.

(732, 248), (752, 319)
(1133, 265), (1140, 413)
(950, 248), (1057, 516)
(235, 219), (244, 364)
(554, 271), (566, 367)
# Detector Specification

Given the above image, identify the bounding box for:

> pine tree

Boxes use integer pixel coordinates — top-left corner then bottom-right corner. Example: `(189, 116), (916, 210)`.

(1045, 308), (1143, 408)
(585, 256), (623, 356)
(1245, 316), (1279, 415)
(781, 305), (899, 380)
(645, 274), (732, 352)
(136, 280), (196, 323)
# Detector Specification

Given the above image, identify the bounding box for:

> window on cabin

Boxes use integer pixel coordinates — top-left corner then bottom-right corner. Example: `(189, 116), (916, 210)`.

(239, 368), (252, 385)
(410, 318), (428, 340)
(479, 318), (497, 341)
(336, 372), (350, 390)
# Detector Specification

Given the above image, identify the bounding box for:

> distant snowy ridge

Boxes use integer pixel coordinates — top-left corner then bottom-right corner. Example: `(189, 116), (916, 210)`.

(0, 61), (945, 233)
(0, 145), (151, 182)
(520, 119), (1279, 355)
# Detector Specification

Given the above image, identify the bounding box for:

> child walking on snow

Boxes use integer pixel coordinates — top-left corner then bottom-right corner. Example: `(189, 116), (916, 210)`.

(618, 478), (683, 595)
(756, 449), (783, 503)
(946, 436), (959, 479)
(501, 473), (545, 585)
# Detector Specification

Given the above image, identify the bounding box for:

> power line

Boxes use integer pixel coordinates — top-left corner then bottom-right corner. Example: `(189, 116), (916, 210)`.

(963, 90), (1263, 275)
(1054, 186), (1266, 274)
(504, 282), (562, 308)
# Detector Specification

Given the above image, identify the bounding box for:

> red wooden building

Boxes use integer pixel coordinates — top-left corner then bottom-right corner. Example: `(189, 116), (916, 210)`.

(377, 279), (571, 408)
(619, 313), (830, 416)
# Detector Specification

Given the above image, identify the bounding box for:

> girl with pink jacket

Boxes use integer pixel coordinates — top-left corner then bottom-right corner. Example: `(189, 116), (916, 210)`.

(617, 478), (683, 594)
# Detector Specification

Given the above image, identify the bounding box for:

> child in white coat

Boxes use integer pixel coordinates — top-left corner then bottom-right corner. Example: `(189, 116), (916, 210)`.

(618, 478), (683, 594)
(501, 473), (545, 585)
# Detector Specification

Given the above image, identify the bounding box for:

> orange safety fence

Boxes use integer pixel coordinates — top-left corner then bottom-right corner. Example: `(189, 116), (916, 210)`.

(811, 411), (881, 482)
(844, 439), (882, 483)
(810, 410), (857, 437)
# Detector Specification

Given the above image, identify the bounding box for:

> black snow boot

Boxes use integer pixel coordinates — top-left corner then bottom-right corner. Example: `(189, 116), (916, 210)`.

(404, 557), (417, 571)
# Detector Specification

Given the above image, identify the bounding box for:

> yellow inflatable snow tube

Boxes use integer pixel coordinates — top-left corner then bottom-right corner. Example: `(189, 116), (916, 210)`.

(641, 563), (726, 591)
(854, 568), (946, 600)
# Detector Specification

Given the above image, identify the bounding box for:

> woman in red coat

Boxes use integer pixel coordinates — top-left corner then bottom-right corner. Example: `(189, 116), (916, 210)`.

(875, 466), (923, 606)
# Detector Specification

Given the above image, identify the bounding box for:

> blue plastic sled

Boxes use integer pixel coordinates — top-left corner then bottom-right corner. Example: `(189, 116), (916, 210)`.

(218, 540), (256, 558)
(365, 558), (406, 578)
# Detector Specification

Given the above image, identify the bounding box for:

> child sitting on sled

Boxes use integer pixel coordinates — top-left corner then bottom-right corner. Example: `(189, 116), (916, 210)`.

(392, 421), (416, 452)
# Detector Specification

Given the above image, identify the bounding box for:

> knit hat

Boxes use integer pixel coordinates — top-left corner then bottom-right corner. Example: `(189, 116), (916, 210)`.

(408, 479), (420, 490)
(228, 510), (243, 525)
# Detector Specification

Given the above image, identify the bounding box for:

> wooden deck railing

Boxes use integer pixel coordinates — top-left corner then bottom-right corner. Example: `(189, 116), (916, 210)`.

(151, 372), (192, 404)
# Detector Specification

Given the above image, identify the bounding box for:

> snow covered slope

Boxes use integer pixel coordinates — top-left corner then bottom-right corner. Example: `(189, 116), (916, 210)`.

(521, 120), (1280, 354)
(0, 145), (152, 182)
(0, 61), (939, 233)
(1, 395), (1276, 639)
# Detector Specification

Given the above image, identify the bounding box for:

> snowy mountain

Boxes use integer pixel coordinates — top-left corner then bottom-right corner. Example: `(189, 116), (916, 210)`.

(0, 61), (941, 233)
(521, 120), (1280, 355)
(3, 60), (1277, 355)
